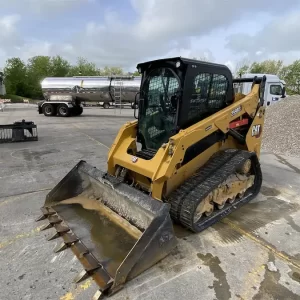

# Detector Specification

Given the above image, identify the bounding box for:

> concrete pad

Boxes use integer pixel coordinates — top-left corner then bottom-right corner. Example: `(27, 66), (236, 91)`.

(0, 107), (299, 300)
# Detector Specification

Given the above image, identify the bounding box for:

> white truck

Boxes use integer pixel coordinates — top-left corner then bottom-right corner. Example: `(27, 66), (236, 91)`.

(234, 73), (287, 106)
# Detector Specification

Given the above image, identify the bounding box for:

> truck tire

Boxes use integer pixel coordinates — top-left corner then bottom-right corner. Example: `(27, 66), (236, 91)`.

(131, 103), (138, 109)
(57, 104), (70, 117)
(42, 104), (56, 116)
(103, 103), (110, 109)
(73, 106), (83, 116)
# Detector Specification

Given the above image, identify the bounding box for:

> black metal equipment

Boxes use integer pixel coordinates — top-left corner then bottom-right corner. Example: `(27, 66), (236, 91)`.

(0, 119), (38, 143)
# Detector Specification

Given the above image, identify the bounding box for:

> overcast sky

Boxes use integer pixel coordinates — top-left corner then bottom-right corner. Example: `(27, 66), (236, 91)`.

(0, 0), (300, 72)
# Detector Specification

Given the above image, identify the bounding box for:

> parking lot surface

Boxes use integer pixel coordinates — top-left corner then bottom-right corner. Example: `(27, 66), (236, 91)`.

(0, 106), (299, 300)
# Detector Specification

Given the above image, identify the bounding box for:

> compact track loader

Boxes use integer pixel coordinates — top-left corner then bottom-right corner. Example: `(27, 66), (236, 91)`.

(36, 57), (275, 298)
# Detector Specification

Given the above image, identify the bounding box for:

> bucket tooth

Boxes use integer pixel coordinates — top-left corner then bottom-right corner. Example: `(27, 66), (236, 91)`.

(41, 207), (56, 215)
(35, 214), (47, 222)
(54, 223), (70, 234)
(80, 252), (100, 272)
(47, 231), (60, 241)
(92, 268), (113, 292)
(78, 250), (89, 259)
(62, 232), (79, 245)
(70, 241), (89, 258)
(73, 270), (90, 283)
(54, 242), (68, 253)
(93, 290), (104, 300)
(48, 215), (62, 225)
(53, 233), (79, 253)
(47, 224), (70, 241)
(41, 223), (53, 231)
(36, 207), (56, 221)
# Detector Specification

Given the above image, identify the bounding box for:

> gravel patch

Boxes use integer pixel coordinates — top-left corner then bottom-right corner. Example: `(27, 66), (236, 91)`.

(262, 95), (300, 157)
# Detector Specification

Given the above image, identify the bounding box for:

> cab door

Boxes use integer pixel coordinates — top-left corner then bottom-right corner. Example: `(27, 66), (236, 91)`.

(266, 82), (283, 106)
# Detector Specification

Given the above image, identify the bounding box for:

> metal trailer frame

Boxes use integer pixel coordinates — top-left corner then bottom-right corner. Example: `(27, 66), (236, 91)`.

(0, 120), (38, 143)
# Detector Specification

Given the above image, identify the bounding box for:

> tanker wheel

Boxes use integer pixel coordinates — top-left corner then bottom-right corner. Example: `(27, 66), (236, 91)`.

(57, 104), (70, 117)
(103, 103), (110, 109)
(73, 106), (83, 116)
(131, 103), (138, 109)
(77, 106), (83, 115)
(43, 104), (56, 116)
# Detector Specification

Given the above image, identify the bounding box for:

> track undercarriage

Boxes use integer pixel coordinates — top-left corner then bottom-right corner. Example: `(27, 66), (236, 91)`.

(168, 149), (262, 232)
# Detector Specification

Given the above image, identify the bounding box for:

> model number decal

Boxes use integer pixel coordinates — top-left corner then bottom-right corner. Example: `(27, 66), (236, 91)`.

(251, 125), (261, 137)
(231, 105), (242, 116)
(205, 125), (212, 131)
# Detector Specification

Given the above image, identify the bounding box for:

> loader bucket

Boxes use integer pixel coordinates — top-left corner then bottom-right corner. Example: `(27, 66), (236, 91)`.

(36, 160), (177, 297)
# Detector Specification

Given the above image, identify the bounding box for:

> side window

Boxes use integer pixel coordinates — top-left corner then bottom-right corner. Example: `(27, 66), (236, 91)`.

(270, 85), (282, 96)
(188, 73), (228, 122)
(209, 74), (228, 108)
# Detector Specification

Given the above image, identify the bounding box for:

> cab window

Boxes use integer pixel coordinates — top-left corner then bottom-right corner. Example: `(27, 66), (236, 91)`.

(188, 73), (228, 123)
(270, 85), (282, 95)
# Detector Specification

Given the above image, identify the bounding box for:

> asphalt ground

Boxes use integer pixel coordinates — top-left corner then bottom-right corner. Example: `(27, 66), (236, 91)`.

(0, 105), (299, 300)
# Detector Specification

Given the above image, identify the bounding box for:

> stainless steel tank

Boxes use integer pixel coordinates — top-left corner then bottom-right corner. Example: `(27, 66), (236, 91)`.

(41, 76), (142, 103)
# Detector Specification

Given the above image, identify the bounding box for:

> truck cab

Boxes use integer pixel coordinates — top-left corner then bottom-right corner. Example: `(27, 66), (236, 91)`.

(234, 73), (286, 106)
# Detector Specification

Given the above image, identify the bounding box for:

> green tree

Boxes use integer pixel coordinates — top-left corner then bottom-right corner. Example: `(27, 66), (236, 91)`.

(249, 60), (283, 75)
(236, 64), (249, 76)
(49, 55), (70, 77)
(3, 57), (28, 96)
(279, 60), (300, 94)
(131, 70), (140, 76)
(26, 56), (52, 98)
(68, 57), (100, 76)
(100, 66), (124, 76)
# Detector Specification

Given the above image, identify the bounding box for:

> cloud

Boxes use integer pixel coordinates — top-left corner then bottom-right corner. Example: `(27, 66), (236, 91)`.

(54, 0), (299, 70)
(1, 0), (300, 70)
(0, 15), (22, 51)
(0, 0), (92, 15)
(225, 11), (300, 62)
(132, 0), (298, 40)
(0, 14), (20, 36)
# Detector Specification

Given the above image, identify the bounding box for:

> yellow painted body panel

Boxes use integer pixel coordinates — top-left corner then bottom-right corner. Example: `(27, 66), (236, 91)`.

(107, 84), (265, 201)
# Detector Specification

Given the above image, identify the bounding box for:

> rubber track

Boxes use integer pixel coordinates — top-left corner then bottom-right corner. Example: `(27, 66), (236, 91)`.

(168, 149), (262, 232)
(168, 149), (238, 223)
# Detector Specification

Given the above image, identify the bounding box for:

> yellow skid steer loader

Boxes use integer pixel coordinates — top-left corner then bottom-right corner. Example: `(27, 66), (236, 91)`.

(36, 57), (282, 298)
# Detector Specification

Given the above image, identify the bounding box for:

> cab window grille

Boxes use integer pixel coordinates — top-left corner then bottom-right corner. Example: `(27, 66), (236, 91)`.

(188, 73), (228, 123)
(139, 68), (179, 150)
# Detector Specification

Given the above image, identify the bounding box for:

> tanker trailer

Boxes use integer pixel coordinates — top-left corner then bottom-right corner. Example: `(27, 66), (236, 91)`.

(38, 75), (141, 117)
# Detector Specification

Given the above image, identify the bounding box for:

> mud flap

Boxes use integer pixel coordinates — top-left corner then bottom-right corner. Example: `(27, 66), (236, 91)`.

(36, 160), (177, 297)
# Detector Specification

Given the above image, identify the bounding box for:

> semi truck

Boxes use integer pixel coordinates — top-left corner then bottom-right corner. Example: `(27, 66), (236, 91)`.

(234, 73), (287, 106)
(38, 75), (141, 117)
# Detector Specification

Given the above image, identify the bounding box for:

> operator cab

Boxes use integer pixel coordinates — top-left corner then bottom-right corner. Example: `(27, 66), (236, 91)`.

(136, 57), (234, 152)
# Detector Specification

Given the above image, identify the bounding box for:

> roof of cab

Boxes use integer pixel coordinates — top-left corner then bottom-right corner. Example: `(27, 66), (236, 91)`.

(136, 56), (231, 71)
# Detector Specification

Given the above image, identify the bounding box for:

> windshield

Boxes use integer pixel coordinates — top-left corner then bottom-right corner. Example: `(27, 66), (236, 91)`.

(138, 67), (180, 150)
